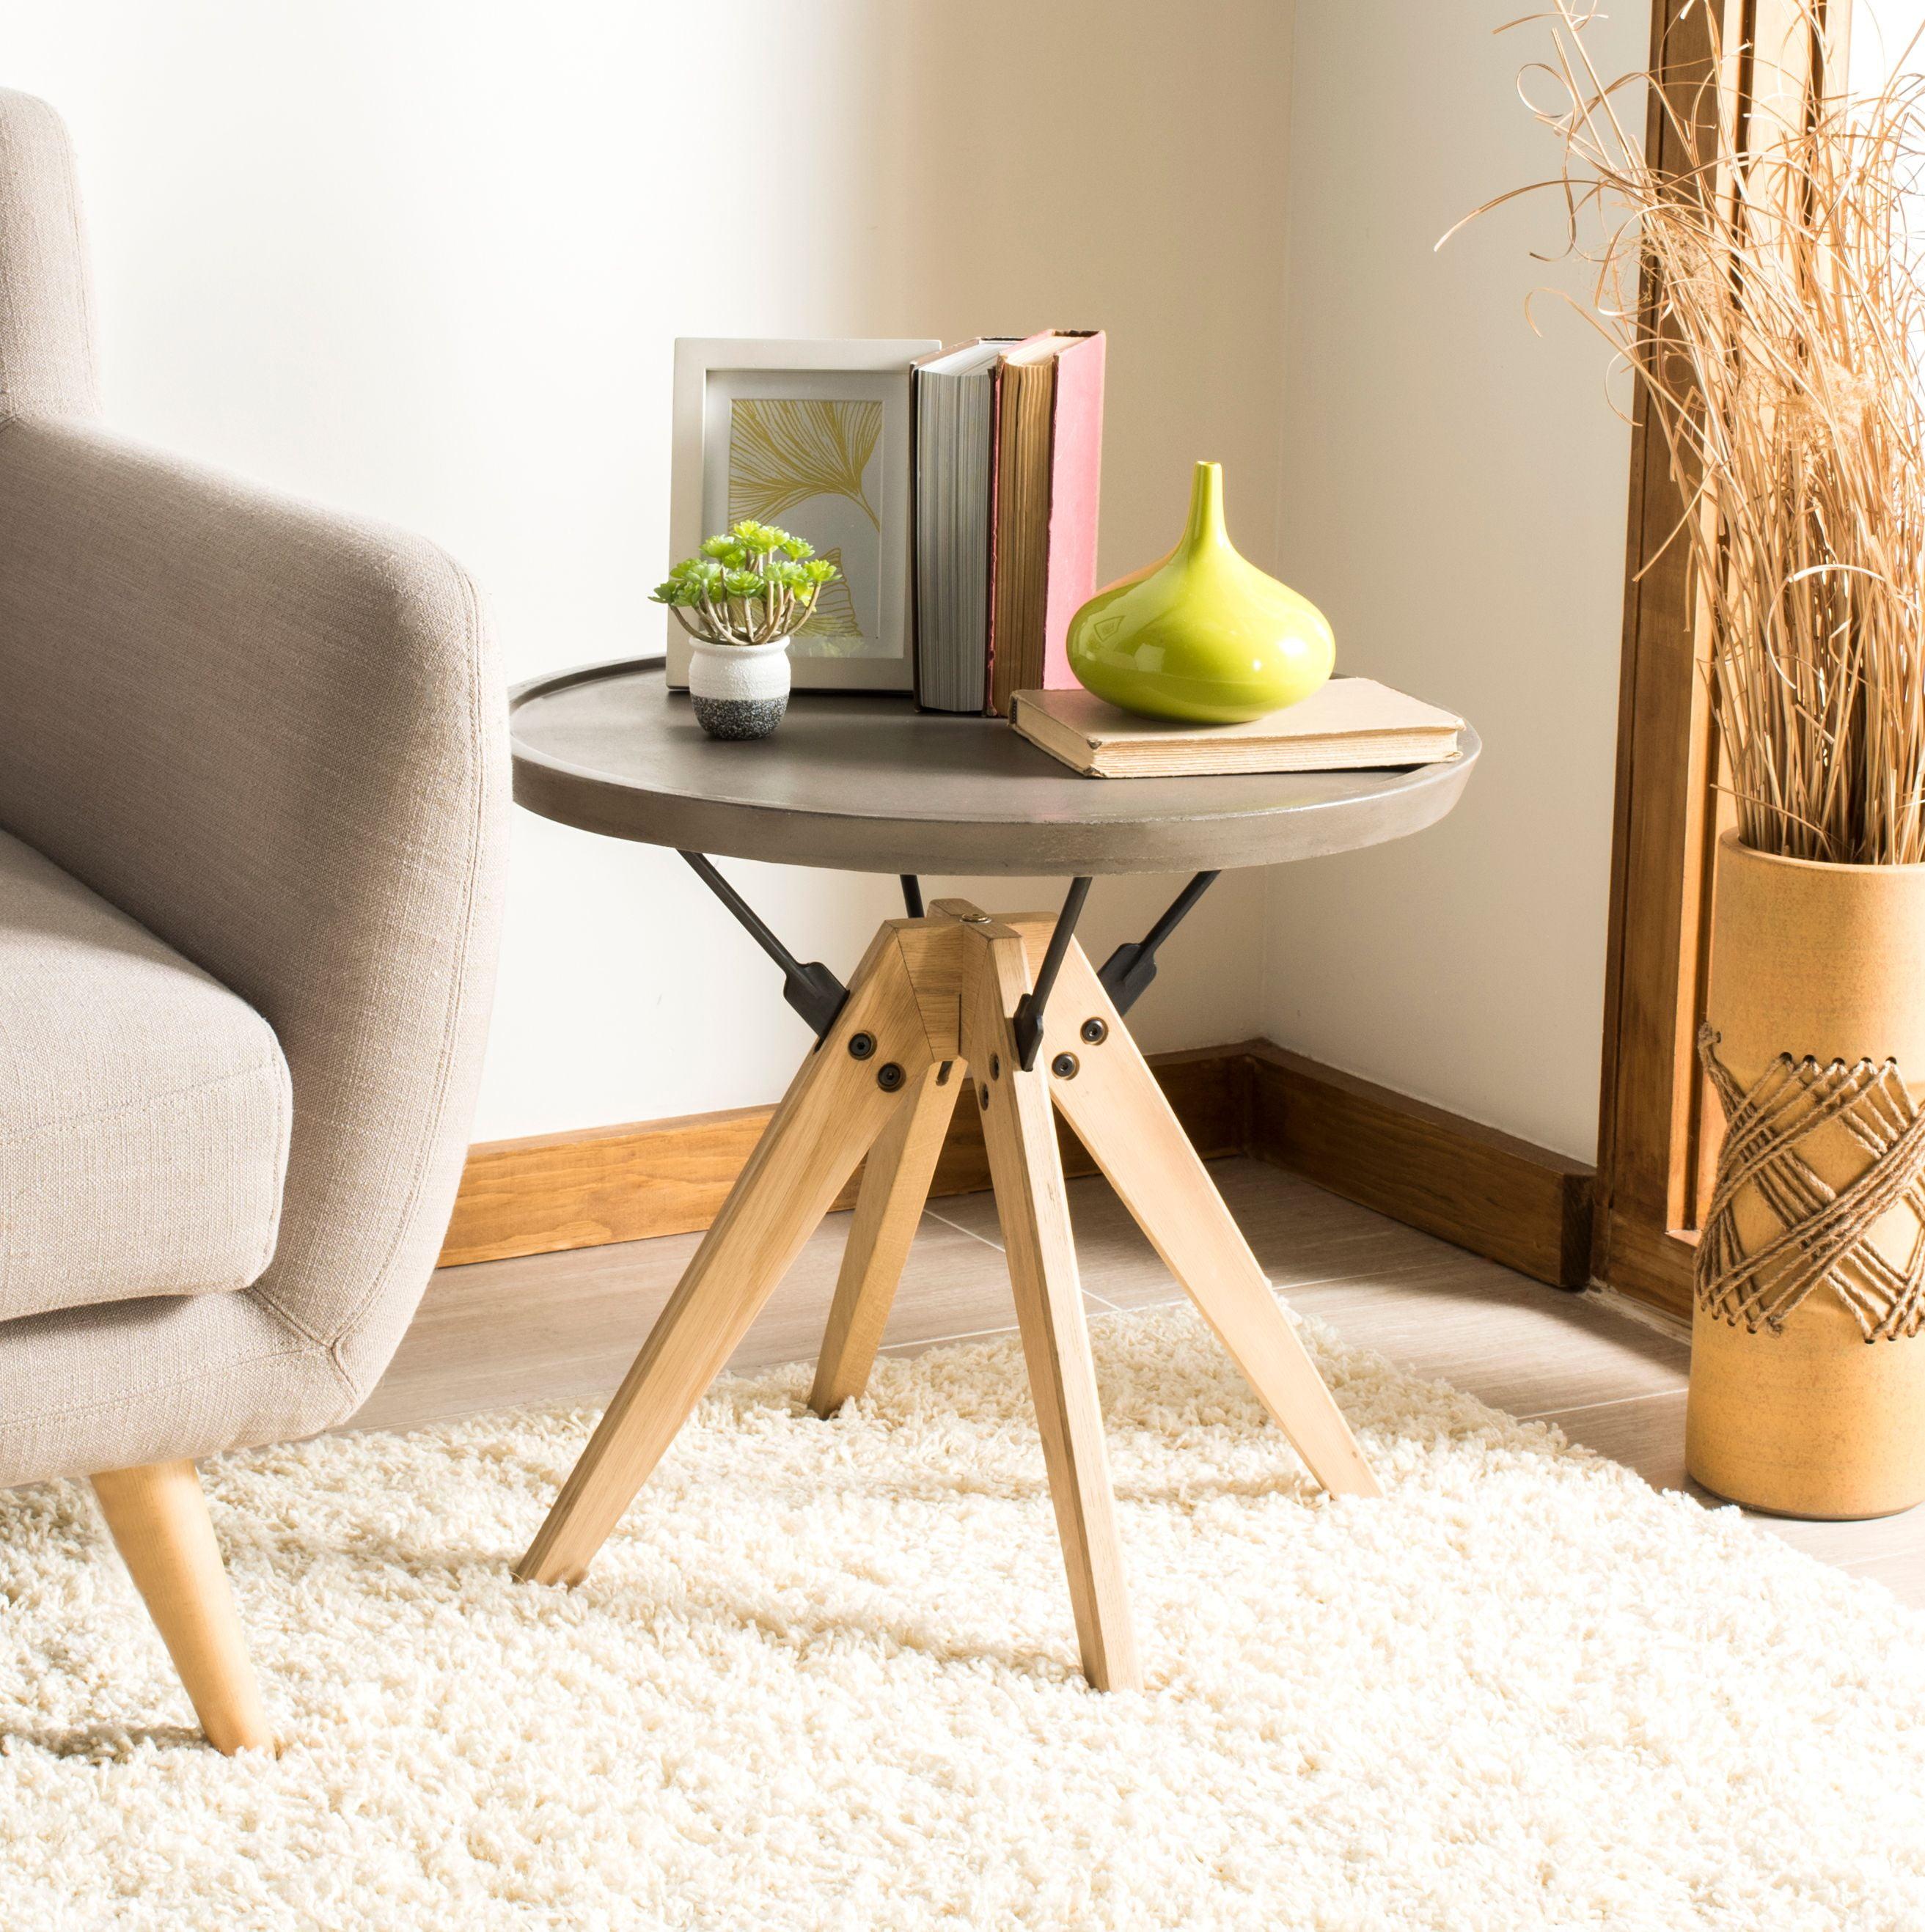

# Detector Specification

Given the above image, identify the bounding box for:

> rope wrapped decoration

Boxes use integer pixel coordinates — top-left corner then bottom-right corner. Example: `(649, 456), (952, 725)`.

(1697, 1024), (1925, 1342)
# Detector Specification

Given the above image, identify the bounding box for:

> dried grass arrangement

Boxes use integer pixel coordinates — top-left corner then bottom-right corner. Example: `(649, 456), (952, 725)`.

(1463, 4), (1925, 864)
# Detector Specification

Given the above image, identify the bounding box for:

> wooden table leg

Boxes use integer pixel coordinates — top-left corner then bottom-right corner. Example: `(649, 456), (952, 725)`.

(809, 1058), (959, 1417)
(518, 898), (1365, 1686)
(962, 920), (1141, 1692)
(516, 928), (935, 1587)
(1041, 947), (1381, 1500)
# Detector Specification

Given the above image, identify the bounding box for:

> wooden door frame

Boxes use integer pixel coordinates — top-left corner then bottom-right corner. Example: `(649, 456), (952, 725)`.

(1592, 0), (1848, 1316)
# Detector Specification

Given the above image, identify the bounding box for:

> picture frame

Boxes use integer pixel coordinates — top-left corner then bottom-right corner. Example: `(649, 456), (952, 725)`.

(667, 337), (940, 691)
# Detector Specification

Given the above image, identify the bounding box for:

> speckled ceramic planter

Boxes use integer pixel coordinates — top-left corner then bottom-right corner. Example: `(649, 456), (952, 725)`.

(686, 636), (791, 741)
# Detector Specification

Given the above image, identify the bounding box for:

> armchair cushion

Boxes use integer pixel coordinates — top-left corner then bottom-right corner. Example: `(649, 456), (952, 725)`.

(0, 827), (289, 1323)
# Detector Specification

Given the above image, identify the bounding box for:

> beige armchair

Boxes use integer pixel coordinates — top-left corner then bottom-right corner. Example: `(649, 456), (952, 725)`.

(0, 91), (507, 1749)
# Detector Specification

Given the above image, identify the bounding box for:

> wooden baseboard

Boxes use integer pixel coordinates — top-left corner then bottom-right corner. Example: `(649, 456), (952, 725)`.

(1591, 1206), (1696, 1321)
(438, 1044), (1246, 1269)
(1242, 1043), (1594, 1288)
(439, 1106), (777, 1268)
(439, 1038), (1594, 1290)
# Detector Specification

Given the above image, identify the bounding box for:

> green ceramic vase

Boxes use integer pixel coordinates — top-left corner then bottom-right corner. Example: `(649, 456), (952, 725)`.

(1066, 460), (1335, 723)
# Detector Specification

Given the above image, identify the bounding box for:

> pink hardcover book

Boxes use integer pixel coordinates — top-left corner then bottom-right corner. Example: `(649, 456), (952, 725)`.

(1039, 331), (1106, 689)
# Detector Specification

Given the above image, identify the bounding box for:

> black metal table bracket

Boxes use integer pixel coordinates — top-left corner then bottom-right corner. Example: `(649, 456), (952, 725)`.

(1098, 870), (1220, 1016)
(1011, 876), (1093, 1070)
(683, 856), (1216, 1054)
(680, 851), (849, 1040)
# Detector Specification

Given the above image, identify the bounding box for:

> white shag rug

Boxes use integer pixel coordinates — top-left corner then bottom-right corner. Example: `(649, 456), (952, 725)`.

(5, 1302), (1925, 1931)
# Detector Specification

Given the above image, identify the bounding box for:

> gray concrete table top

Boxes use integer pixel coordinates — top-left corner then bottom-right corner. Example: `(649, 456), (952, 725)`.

(510, 658), (1480, 878)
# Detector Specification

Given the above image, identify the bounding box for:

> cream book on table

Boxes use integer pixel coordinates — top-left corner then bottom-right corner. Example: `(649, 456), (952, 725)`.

(1011, 678), (1464, 777)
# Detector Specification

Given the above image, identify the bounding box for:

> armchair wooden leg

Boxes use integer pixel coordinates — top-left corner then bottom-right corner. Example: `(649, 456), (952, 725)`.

(1042, 948), (1381, 1500)
(90, 1459), (274, 1755)
(808, 1059), (959, 1417)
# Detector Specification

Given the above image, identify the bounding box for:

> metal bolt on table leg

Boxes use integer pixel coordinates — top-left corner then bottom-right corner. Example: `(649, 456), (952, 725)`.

(876, 1062), (904, 1092)
(848, 1032), (876, 1060)
(1081, 1018), (1107, 1045)
(1052, 1053), (1080, 1079)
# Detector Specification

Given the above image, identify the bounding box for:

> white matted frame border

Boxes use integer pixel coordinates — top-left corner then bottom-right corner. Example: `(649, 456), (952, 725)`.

(667, 337), (939, 691)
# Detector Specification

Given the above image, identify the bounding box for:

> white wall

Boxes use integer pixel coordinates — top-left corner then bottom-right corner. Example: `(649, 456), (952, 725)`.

(1261, 1), (1645, 1161)
(3, 0), (1302, 1137)
(1854, 0), (1925, 82)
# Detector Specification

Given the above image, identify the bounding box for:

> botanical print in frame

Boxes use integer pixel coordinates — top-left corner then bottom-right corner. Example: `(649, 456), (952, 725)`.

(711, 374), (883, 659)
(667, 339), (939, 692)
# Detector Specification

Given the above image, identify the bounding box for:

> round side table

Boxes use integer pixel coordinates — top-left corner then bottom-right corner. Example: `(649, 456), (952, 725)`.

(508, 658), (1480, 1691)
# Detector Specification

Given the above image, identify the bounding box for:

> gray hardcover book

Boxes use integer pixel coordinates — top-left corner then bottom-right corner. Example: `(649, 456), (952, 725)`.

(912, 339), (1017, 713)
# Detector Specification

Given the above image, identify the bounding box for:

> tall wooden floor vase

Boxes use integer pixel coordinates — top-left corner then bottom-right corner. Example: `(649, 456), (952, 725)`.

(1690, 834), (1925, 1520)
(516, 900), (1380, 1689)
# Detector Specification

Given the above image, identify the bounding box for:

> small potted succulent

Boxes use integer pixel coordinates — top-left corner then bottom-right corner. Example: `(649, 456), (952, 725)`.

(651, 521), (840, 740)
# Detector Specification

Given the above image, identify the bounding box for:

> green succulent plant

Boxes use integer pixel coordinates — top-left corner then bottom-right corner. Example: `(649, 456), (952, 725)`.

(652, 521), (841, 644)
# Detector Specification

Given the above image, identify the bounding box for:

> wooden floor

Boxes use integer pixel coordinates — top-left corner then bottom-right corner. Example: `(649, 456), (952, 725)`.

(361, 1156), (1925, 1606)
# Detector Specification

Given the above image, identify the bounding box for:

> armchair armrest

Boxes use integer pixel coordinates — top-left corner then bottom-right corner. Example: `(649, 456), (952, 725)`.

(0, 415), (507, 1406)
